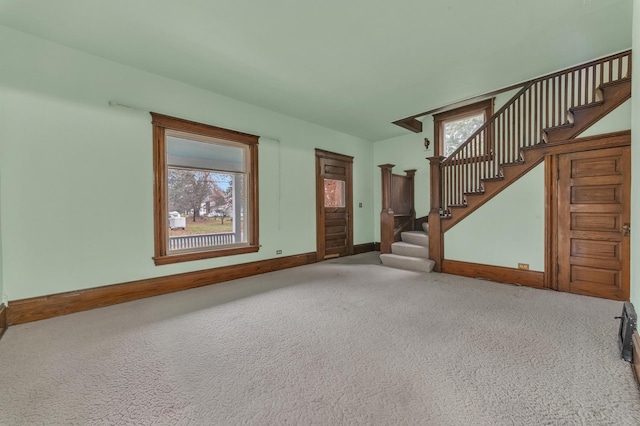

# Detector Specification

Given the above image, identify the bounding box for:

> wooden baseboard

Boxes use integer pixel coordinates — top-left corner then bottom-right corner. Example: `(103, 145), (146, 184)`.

(354, 242), (376, 255)
(633, 332), (640, 386)
(0, 304), (6, 339)
(441, 259), (545, 289)
(7, 252), (317, 325)
(373, 242), (381, 252)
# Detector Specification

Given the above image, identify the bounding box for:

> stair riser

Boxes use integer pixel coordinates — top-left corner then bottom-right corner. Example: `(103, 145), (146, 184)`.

(379, 254), (435, 273)
(391, 244), (429, 258)
(401, 232), (428, 247)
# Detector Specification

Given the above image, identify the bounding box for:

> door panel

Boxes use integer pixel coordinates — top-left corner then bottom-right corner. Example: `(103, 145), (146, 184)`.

(557, 146), (630, 300)
(315, 149), (353, 261)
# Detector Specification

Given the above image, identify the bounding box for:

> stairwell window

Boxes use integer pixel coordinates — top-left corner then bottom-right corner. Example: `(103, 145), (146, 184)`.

(434, 99), (493, 158)
(151, 113), (259, 265)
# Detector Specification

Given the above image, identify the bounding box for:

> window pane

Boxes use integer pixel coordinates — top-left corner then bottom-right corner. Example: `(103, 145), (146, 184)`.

(443, 112), (485, 157)
(324, 179), (345, 207)
(167, 169), (247, 252)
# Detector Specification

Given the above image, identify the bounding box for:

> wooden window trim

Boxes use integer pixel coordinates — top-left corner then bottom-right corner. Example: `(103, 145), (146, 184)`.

(151, 113), (259, 266)
(433, 99), (494, 158)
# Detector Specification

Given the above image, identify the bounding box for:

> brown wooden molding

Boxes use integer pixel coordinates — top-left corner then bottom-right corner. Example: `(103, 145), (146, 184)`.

(150, 112), (259, 145)
(353, 243), (376, 255)
(373, 242), (381, 252)
(0, 304), (6, 339)
(441, 259), (544, 289)
(152, 113), (260, 266)
(7, 252), (317, 326)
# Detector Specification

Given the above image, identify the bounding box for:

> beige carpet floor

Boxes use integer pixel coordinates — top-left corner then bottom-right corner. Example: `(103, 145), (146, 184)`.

(1, 252), (639, 425)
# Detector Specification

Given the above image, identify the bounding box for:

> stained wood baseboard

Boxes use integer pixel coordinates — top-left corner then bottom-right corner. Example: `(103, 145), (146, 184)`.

(8, 252), (317, 326)
(441, 259), (545, 289)
(0, 304), (6, 339)
(633, 332), (640, 386)
(354, 242), (376, 255)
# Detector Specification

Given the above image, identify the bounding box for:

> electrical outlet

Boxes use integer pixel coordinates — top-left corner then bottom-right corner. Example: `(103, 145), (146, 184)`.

(359, 202), (362, 208)
(276, 250), (282, 255)
(518, 263), (529, 270)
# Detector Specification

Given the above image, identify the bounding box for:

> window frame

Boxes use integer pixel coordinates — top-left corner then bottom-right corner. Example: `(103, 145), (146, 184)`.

(433, 99), (493, 159)
(151, 112), (259, 266)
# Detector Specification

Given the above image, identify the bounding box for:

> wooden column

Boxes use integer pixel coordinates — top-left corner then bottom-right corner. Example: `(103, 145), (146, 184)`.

(379, 164), (395, 254)
(404, 169), (417, 231)
(427, 156), (445, 271)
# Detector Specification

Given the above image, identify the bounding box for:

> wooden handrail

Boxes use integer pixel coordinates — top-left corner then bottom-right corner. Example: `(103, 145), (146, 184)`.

(393, 50), (631, 133)
(438, 50), (631, 215)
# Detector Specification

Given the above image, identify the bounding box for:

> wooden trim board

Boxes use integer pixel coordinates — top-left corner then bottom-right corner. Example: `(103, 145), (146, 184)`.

(0, 304), (6, 339)
(441, 259), (544, 289)
(353, 243), (376, 255)
(633, 332), (640, 386)
(8, 252), (317, 326)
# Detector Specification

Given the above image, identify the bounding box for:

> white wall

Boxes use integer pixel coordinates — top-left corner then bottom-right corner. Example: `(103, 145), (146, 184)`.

(0, 26), (374, 301)
(631, 0), (640, 308)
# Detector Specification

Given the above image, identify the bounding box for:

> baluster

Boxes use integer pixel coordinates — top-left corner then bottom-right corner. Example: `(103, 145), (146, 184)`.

(511, 104), (516, 162)
(589, 65), (593, 100)
(552, 76), (556, 127)
(472, 135), (477, 191)
(505, 106), (510, 164)
(564, 73), (569, 124)
(618, 57), (623, 80)
(516, 97), (521, 155)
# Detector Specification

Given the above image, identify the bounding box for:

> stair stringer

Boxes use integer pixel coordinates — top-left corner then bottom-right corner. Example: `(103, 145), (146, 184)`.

(441, 78), (631, 233)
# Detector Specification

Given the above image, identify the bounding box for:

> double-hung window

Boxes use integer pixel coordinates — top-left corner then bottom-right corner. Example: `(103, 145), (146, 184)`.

(433, 99), (493, 158)
(151, 113), (259, 265)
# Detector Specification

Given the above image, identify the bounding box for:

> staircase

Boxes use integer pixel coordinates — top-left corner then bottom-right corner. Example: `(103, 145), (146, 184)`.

(380, 222), (435, 272)
(429, 51), (632, 240)
(379, 51), (632, 273)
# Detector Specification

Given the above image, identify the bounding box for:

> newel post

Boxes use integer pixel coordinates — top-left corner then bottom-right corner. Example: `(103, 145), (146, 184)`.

(404, 169), (417, 231)
(427, 156), (445, 271)
(378, 164), (395, 254)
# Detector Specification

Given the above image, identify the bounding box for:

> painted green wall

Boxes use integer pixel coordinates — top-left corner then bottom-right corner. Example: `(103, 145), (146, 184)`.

(445, 164), (545, 270)
(631, 0), (640, 308)
(0, 26), (374, 301)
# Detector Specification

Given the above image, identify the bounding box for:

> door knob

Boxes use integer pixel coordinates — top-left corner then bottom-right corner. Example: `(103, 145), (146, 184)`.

(623, 223), (630, 236)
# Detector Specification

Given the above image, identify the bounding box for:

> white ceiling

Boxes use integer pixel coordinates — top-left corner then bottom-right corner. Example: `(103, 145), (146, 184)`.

(0, 0), (632, 141)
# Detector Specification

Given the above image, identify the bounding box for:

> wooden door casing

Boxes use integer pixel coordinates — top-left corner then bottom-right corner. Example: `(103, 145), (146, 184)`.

(315, 149), (353, 261)
(555, 146), (630, 300)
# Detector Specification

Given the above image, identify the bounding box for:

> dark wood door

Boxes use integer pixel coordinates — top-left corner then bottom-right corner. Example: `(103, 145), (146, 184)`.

(557, 146), (630, 300)
(315, 149), (353, 261)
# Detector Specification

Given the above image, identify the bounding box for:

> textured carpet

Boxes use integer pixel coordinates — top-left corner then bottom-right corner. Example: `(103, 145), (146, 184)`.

(1, 252), (639, 425)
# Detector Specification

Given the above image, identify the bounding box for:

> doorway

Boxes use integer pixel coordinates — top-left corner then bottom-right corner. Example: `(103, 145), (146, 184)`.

(548, 144), (631, 300)
(315, 149), (353, 261)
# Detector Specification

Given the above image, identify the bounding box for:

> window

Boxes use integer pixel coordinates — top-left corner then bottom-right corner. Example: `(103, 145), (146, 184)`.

(151, 113), (259, 265)
(433, 99), (493, 158)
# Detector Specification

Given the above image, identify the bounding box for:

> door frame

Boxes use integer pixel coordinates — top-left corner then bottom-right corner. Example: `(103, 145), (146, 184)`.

(315, 149), (354, 261)
(544, 132), (631, 294)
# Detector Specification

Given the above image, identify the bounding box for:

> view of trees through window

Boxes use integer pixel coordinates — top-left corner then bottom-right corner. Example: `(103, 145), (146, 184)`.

(168, 168), (240, 236)
(443, 112), (485, 157)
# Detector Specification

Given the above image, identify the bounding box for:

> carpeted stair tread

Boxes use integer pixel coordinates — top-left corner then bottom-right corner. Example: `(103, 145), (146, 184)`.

(401, 231), (428, 247)
(391, 241), (429, 258)
(379, 253), (435, 272)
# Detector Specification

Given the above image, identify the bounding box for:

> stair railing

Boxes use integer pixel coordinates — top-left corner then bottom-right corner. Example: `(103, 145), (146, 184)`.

(436, 50), (631, 215)
(379, 165), (417, 254)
